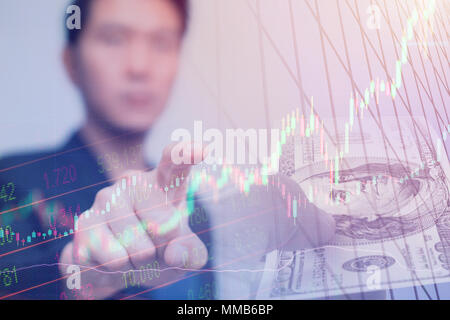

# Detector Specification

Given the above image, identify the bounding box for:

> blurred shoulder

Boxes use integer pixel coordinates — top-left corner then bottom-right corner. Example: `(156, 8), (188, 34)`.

(0, 132), (82, 193)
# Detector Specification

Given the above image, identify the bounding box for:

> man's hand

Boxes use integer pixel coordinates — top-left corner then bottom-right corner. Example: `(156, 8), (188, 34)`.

(59, 142), (208, 299)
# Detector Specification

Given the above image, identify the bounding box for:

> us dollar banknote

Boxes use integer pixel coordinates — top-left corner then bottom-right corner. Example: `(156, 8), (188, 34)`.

(257, 117), (450, 299)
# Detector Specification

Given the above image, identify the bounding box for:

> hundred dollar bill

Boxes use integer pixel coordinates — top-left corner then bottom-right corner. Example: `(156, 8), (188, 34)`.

(257, 117), (450, 299)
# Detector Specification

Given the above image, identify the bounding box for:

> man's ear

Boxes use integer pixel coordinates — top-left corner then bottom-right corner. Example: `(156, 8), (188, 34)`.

(63, 46), (80, 87)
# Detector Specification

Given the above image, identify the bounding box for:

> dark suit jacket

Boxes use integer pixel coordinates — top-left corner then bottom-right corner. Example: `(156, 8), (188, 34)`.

(0, 131), (213, 299)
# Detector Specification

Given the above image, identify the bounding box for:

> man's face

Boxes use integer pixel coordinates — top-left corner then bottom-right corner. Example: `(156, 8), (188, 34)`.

(70, 0), (183, 133)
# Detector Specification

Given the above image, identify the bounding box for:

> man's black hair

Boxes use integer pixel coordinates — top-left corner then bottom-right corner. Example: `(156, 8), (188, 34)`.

(66, 0), (190, 46)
